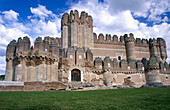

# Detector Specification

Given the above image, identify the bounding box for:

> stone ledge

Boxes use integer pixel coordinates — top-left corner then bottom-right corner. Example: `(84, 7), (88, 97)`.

(0, 81), (24, 86)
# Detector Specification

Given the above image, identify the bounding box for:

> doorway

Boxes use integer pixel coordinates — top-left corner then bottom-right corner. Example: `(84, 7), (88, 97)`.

(71, 69), (81, 81)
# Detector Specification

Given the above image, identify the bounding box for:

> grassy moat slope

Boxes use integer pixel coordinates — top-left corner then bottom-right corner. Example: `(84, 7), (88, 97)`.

(0, 88), (170, 110)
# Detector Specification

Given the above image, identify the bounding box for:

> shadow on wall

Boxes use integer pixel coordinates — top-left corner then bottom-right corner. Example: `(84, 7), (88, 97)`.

(0, 75), (5, 81)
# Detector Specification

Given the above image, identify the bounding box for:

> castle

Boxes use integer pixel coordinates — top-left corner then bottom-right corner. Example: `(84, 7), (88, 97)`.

(5, 10), (170, 87)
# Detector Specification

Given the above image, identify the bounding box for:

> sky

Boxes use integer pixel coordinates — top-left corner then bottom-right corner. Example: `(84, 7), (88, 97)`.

(0, 0), (169, 75)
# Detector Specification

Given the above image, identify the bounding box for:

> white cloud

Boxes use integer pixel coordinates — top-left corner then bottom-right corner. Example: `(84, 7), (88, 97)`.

(0, 24), (29, 45)
(0, 56), (6, 74)
(105, 0), (151, 17)
(28, 4), (61, 39)
(0, 23), (29, 75)
(30, 4), (56, 20)
(0, 56), (5, 64)
(2, 10), (19, 21)
(147, 0), (169, 23)
(30, 4), (52, 16)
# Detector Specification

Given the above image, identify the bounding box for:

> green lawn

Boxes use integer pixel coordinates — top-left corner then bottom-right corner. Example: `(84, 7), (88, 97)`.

(0, 88), (170, 110)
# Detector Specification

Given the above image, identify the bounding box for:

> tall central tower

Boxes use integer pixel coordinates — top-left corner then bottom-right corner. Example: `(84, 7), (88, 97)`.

(61, 10), (93, 50)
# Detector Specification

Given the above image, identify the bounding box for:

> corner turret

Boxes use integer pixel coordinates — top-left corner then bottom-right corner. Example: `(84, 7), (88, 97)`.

(125, 33), (136, 62)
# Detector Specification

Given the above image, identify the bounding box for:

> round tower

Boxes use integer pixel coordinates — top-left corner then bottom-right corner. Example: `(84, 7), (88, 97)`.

(145, 56), (162, 86)
(61, 13), (69, 49)
(125, 33), (136, 61)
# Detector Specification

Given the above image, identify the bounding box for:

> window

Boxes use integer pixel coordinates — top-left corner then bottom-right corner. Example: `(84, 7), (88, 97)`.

(164, 68), (166, 71)
(142, 67), (145, 71)
(70, 55), (73, 59)
(118, 56), (121, 60)
(108, 63), (110, 67)
(45, 49), (47, 54)
(79, 55), (82, 59)
(96, 75), (99, 79)
(128, 66), (130, 70)
(99, 65), (102, 69)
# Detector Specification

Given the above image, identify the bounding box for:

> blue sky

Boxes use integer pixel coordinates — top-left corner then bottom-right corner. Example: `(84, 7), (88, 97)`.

(0, 0), (169, 75)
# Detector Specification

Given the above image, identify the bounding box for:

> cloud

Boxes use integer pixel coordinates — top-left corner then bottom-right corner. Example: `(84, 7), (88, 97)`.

(105, 0), (151, 17)
(28, 4), (61, 38)
(30, 4), (56, 20)
(1, 10), (19, 21)
(0, 24), (28, 45)
(0, 56), (6, 74)
(147, 0), (170, 23)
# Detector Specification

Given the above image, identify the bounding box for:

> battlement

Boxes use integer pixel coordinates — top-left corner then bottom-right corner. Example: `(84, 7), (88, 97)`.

(93, 33), (150, 46)
(93, 56), (170, 74)
(61, 10), (93, 28)
(6, 36), (61, 60)
(149, 37), (166, 47)
(94, 56), (145, 73)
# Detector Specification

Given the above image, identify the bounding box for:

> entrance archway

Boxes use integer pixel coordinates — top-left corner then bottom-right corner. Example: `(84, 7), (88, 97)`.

(71, 69), (81, 81)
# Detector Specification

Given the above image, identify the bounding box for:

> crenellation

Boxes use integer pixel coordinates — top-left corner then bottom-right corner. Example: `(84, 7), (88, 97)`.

(86, 48), (93, 62)
(112, 59), (119, 70)
(136, 61), (144, 72)
(93, 33), (97, 41)
(6, 40), (17, 59)
(87, 15), (93, 28)
(80, 11), (86, 22)
(61, 13), (69, 26)
(74, 10), (79, 21)
(106, 34), (111, 41)
(94, 57), (103, 70)
(120, 60), (128, 71)
(104, 56), (112, 70)
(120, 35), (125, 43)
(136, 38), (142, 44)
(128, 60), (136, 71)
(93, 33), (125, 45)
(98, 33), (104, 41)
(113, 35), (118, 42)
(5, 10), (170, 88)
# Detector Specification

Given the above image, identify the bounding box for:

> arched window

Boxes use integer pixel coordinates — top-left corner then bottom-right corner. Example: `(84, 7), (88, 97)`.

(71, 69), (81, 81)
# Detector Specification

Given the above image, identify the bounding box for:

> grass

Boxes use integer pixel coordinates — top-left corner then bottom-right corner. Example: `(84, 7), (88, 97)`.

(0, 88), (170, 110)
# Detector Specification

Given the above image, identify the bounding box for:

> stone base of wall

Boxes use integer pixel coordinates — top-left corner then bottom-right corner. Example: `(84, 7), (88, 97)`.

(0, 81), (68, 91)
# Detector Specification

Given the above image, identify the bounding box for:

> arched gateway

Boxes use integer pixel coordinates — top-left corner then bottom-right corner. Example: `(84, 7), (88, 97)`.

(71, 69), (81, 81)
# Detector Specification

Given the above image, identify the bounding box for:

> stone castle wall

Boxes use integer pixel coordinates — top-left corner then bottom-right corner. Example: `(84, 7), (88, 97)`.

(92, 33), (166, 63)
(4, 10), (170, 88)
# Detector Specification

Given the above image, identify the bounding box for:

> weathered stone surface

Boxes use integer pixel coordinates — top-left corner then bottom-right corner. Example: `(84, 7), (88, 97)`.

(45, 81), (68, 90)
(0, 81), (68, 91)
